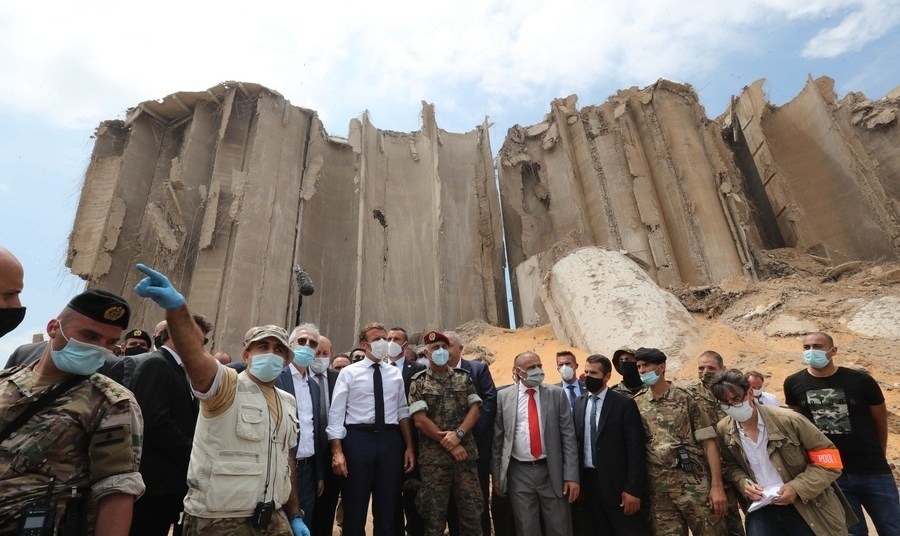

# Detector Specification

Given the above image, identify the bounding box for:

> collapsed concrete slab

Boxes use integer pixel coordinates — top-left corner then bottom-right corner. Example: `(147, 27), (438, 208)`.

(540, 247), (701, 370)
(67, 83), (507, 353)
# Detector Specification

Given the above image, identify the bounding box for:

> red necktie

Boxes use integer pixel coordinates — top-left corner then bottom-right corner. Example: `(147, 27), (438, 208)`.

(527, 388), (542, 458)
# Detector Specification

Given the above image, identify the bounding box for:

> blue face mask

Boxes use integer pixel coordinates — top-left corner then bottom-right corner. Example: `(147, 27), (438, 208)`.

(250, 352), (286, 382)
(803, 349), (831, 369)
(430, 348), (450, 367)
(51, 324), (114, 376)
(293, 345), (315, 367)
(640, 369), (661, 386)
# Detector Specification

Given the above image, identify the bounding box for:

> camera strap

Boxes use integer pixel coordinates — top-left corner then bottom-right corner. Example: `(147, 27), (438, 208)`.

(0, 374), (88, 445)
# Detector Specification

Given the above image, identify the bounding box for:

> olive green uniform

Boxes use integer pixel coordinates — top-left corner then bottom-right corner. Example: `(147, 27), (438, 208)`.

(408, 367), (482, 536)
(0, 364), (145, 535)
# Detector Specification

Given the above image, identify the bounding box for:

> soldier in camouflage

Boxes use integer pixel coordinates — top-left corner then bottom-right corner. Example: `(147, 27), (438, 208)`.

(408, 330), (483, 536)
(0, 289), (145, 536)
(684, 350), (745, 536)
(610, 347), (645, 398)
(632, 347), (727, 536)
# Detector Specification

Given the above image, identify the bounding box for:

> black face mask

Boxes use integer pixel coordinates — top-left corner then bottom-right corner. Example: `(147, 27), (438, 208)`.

(620, 361), (643, 388)
(122, 345), (149, 356)
(0, 307), (26, 338)
(153, 335), (166, 350)
(584, 375), (605, 394)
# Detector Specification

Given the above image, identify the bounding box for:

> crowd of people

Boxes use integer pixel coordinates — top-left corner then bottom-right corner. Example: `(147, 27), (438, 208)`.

(1, 246), (899, 536)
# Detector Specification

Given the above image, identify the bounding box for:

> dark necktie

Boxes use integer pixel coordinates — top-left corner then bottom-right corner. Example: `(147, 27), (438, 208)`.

(315, 373), (328, 420)
(527, 388), (542, 458)
(590, 395), (599, 458)
(566, 384), (577, 410)
(373, 363), (385, 430)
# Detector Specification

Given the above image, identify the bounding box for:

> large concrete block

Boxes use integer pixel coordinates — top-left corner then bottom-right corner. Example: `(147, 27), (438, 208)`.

(540, 246), (700, 370)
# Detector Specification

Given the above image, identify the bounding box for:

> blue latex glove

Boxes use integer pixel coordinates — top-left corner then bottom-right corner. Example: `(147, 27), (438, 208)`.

(290, 517), (310, 536)
(134, 264), (186, 310)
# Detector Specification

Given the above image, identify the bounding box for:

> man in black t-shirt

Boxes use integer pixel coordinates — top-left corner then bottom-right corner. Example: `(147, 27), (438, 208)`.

(784, 332), (900, 536)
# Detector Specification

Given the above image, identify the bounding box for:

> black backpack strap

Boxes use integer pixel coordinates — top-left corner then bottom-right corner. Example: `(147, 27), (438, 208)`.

(0, 374), (89, 444)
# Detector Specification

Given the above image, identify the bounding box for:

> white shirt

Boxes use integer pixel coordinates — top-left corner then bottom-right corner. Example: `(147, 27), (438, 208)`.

(582, 387), (607, 468)
(754, 390), (780, 407)
(326, 357), (410, 440)
(512, 382), (545, 461)
(290, 364), (316, 459)
(738, 410), (785, 490)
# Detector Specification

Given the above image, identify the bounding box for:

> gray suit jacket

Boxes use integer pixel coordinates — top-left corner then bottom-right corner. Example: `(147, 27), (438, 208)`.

(491, 382), (579, 495)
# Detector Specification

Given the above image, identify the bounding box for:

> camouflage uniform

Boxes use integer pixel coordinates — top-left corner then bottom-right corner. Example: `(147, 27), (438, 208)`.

(408, 367), (483, 536)
(0, 364), (145, 535)
(182, 509), (292, 535)
(634, 382), (726, 536)
(684, 381), (745, 536)
(611, 382), (646, 399)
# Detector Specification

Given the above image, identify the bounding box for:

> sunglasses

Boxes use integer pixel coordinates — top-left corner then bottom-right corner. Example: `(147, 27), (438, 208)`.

(294, 337), (319, 349)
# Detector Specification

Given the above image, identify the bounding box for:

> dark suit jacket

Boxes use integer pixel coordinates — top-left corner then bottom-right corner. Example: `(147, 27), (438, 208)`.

(459, 359), (497, 460)
(573, 388), (647, 502)
(395, 358), (425, 395)
(5, 340), (47, 368)
(130, 348), (199, 497)
(275, 367), (327, 482)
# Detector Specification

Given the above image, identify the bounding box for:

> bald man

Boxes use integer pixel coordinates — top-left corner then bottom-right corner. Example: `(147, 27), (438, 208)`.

(0, 245), (25, 338)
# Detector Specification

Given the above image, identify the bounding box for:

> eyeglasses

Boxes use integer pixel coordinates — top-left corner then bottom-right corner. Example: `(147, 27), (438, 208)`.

(294, 337), (319, 349)
(719, 392), (749, 409)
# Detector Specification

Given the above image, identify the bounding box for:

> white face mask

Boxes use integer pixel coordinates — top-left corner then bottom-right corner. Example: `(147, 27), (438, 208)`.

(387, 341), (403, 359)
(721, 402), (754, 422)
(558, 364), (575, 382)
(370, 339), (389, 360)
(309, 357), (330, 375)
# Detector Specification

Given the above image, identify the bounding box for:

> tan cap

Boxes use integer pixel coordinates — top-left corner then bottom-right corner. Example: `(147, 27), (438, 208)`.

(243, 325), (290, 347)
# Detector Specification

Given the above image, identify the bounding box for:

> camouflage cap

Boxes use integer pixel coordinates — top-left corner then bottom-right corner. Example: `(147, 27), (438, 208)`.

(243, 325), (290, 347)
(612, 346), (636, 368)
(634, 347), (667, 364)
(67, 289), (131, 329)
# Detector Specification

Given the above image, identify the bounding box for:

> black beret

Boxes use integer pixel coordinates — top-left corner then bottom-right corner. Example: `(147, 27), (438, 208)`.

(67, 289), (131, 330)
(634, 347), (667, 364)
(124, 328), (152, 346)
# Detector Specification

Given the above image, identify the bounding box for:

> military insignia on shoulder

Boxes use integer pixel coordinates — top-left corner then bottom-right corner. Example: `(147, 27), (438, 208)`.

(104, 305), (127, 322)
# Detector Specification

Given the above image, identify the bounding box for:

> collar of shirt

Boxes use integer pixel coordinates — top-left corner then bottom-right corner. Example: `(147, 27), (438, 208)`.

(290, 363), (308, 381)
(390, 357), (405, 369)
(591, 386), (608, 402)
(162, 344), (184, 367)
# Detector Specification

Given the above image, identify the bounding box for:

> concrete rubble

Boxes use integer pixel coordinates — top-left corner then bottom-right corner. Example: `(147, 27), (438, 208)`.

(68, 77), (900, 355)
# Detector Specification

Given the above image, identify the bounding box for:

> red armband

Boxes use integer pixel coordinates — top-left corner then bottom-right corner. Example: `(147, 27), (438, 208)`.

(807, 448), (843, 469)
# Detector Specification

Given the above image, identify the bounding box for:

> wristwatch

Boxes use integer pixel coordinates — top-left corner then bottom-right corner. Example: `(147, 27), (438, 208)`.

(455, 429), (466, 439)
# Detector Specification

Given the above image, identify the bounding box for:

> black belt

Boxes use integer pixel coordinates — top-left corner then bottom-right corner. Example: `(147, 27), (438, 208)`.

(296, 456), (314, 468)
(512, 458), (547, 466)
(346, 423), (399, 432)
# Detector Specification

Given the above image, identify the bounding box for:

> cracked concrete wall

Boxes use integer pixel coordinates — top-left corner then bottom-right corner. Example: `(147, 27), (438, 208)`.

(68, 83), (507, 353)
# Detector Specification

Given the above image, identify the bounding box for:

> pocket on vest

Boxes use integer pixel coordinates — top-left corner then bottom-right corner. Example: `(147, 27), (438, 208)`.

(236, 403), (266, 441)
(207, 459), (264, 510)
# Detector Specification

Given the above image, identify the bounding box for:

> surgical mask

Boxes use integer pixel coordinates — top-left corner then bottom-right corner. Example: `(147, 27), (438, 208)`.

(387, 341), (403, 359)
(558, 364), (575, 382)
(51, 324), (114, 376)
(699, 371), (716, 388)
(803, 349), (830, 369)
(620, 361), (642, 388)
(519, 367), (545, 387)
(249, 352), (286, 382)
(0, 307), (25, 337)
(309, 357), (329, 375)
(293, 345), (315, 367)
(751, 388), (762, 399)
(721, 402), (754, 422)
(640, 369), (661, 386)
(370, 339), (389, 360)
(584, 375), (604, 393)
(430, 348), (450, 367)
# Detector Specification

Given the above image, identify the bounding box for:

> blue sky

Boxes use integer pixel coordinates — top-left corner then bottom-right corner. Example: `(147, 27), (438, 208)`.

(2, 0), (899, 357)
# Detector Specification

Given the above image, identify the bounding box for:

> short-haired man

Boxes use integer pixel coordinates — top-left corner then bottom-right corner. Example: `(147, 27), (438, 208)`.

(133, 265), (308, 536)
(574, 354), (648, 535)
(331, 354), (351, 371)
(316, 336), (333, 359)
(409, 331), (482, 536)
(492, 351), (580, 536)
(784, 332), (900, 536)
(0, 245), (25, 338)
(327, 322), (416, 536)
(556, 351), (585, 412)
(713, 369), (855, 535)
(129, 314), (213, 536)
(0, 289), (145, 535)
(276, 324), (327, 529)
(633, 347), (727, 536)
(744, 371), (780, 406)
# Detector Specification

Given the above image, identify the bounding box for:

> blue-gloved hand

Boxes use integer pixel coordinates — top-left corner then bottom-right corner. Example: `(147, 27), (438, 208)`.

(134, 264), (186, 310)
(290, 516), (310, 536)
